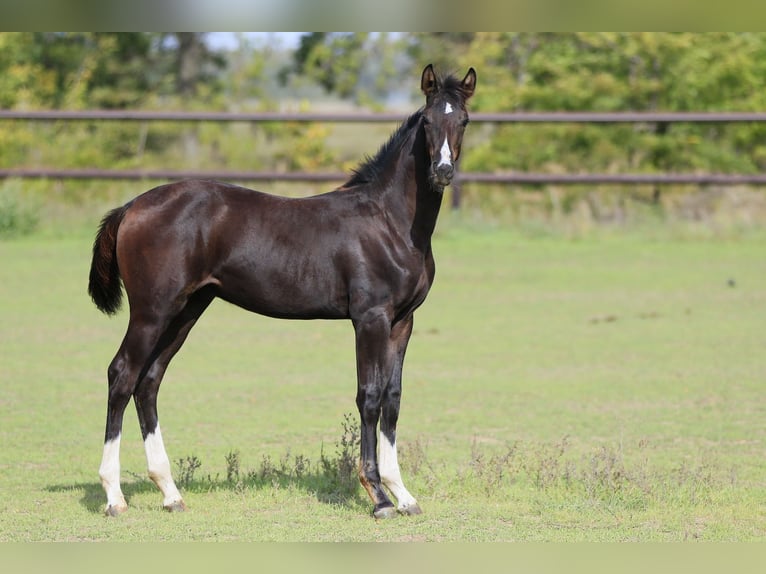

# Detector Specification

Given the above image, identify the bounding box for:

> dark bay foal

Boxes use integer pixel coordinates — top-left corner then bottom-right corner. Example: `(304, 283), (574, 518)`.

(88, 64), (476, 518)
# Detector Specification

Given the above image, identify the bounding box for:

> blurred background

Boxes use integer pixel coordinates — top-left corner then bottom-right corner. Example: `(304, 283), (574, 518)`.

(2, 32), (766, 238)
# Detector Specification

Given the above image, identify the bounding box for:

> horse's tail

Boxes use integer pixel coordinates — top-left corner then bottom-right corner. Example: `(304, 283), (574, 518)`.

(88, 205), (129, 315)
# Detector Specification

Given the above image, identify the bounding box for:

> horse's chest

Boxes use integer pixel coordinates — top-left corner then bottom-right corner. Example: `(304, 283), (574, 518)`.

(393, 256), (434, 315)
(346, 248), (433, 317)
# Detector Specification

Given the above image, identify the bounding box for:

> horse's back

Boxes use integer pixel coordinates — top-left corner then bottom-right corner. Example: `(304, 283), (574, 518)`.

(118, 180), (281, 250)
(125, 180), (272, 221)
(116, 180), (355, 319)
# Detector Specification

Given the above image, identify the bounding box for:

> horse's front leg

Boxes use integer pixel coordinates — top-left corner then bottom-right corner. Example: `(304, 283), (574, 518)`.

(353, 310), (397, 518)
(379, 314), (422, 515)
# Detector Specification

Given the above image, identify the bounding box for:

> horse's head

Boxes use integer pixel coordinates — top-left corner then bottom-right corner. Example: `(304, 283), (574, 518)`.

(420, 64), (477, 190)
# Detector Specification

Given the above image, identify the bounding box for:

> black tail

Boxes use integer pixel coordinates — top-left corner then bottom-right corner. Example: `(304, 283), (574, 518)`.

(88, 205), (129, 315)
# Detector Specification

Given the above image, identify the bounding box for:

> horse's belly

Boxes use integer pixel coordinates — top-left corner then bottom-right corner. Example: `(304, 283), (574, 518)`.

(215, 264), (350, 320)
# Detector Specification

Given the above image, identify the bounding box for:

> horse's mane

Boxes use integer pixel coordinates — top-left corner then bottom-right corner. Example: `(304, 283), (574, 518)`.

(342, 109), (423, 188)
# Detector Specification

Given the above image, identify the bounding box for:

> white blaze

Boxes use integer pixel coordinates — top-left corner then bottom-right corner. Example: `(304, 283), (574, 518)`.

(445, 102), (454, 114)
(438, 137), (452, 167)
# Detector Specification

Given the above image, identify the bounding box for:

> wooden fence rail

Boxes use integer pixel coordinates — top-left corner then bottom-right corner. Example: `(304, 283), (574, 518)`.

(3, 110), (766, 209)
(3, 168), (766, 187)
(4, 110), (766, 123)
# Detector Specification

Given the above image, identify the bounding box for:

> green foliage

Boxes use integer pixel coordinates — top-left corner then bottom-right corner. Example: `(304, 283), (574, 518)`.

(0, 33), (51, 108)
(458, 33), (766, 178)
(87, 33), (154, 109)
(280, 33), (405, 104)
(0, 180), (39, 237)
(288, 33), (369, 97)
(4, 32), (766, 237)
(0, 33), (226, 110)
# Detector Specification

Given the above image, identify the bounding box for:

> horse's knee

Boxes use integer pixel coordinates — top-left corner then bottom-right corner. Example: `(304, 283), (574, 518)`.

(356, 389), (383, 422)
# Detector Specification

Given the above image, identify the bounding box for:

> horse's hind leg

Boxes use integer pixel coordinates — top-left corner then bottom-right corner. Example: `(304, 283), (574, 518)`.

(133, 288), (215, 512)
(99, 319), (167, 516)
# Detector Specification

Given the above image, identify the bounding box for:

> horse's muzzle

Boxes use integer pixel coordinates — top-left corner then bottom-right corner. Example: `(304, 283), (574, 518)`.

(430, 162), (455, 188)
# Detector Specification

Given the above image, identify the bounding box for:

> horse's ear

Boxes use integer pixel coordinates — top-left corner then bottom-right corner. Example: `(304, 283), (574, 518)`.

(421, 64), (439, 97)
(461, 67), (477, 99)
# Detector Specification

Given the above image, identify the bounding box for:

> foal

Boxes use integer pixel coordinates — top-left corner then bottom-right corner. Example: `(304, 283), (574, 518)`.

(89, 64), (476, 518)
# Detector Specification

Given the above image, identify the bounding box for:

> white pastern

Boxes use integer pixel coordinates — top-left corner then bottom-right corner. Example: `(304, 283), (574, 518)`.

(144, 425), (183, 507)
(378, 433), (418, 511)
(438, 136), (452, 167)
(445, 102), (454, 114)
(99, 435), (127, 511)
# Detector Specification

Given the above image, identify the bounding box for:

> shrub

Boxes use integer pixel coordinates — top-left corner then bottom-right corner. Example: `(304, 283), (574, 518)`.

(0, 181), (39, 238)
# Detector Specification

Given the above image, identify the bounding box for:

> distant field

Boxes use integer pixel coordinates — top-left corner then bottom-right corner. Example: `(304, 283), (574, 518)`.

(1, 224), (764, 541)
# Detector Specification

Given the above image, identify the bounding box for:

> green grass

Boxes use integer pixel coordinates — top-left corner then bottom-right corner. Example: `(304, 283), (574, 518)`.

(1, 224), (765, 541)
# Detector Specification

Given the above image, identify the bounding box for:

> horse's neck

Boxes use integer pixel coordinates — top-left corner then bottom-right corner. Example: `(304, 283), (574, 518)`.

(403, 134), (443, 253)
(372, 125), (442, 253)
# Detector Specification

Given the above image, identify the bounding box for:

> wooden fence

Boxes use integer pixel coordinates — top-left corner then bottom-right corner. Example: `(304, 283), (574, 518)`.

(3, 110), (766, 208)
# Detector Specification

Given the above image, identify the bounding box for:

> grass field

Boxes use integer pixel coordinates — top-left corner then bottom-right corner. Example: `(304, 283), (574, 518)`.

(1, 222), (765, 541)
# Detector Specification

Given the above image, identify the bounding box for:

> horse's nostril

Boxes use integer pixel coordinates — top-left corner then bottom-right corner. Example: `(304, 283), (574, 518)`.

(431, 161), (453, 176)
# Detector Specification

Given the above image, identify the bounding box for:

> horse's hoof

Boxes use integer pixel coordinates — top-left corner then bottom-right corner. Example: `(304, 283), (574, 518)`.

(163, 500), (187, 513)
(104, 504), (127, 517)
(398, 503), (422, 516)
(373, 505), (398, 519)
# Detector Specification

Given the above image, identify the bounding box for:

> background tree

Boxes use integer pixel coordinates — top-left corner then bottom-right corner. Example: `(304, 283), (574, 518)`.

(170, 32), (227, 102)
(457, 32), (766, 177)
(280, 32), (406, 106)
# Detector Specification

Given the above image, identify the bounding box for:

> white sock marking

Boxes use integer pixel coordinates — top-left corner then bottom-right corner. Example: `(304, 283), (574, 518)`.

(378, 433), (418, 510)
(144, 425), (183, 507)
(445, 102), (454, 114)
(99, 435), (127, 511)
(438, 136), (452, 167)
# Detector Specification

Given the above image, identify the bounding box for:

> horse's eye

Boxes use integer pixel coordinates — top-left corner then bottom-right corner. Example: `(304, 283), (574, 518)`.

(422, 117), (431, 126)
(462, 118), (470, 127)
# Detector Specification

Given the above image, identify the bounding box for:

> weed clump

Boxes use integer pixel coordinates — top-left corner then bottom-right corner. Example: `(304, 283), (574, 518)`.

(173, 413), (362, 506)
(175, 455), (202, 488)
(453, 436), (731, 511)
(318, 412), (360, 501)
